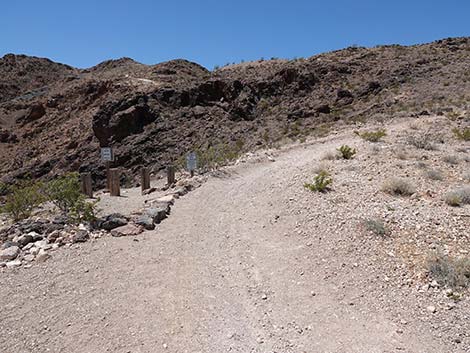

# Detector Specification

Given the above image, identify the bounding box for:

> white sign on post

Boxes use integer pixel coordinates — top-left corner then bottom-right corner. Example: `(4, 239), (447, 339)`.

(101, 147), (114, 162)
(186, 152), (197, 172)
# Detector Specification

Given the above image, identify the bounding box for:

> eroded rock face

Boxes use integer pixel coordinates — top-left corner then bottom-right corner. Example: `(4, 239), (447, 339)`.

(18, 103), (46, 125)
(1, 38), (470, 186)
(92, 100), (157, 146)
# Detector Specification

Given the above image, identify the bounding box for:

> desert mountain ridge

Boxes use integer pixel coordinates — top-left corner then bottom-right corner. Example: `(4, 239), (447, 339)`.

(0, 36), (469, 185)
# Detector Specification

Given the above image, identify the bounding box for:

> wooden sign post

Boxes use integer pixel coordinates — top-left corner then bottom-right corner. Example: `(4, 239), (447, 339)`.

(141, 167), (150, 192)
(167, 165), (175, 185)
(80, 173), (93, 198)
(109, 168), (120, 197)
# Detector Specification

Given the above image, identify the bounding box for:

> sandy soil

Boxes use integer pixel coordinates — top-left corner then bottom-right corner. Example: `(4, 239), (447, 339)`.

(0, 116), (468, 353)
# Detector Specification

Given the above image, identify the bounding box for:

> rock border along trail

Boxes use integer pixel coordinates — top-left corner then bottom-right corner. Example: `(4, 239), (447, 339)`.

(0, 116), (468, 353)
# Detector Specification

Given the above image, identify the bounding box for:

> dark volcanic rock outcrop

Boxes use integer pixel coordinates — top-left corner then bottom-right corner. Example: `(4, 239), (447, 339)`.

(0, 37), (469, 185)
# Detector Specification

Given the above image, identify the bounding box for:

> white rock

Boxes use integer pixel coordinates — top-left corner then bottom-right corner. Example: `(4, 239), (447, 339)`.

(22, 243), (34, 251)
(426, 305), (436, 313)
(23, 254), (35, 262)
(6, 259), (22, 268)
(36, 249), (50, 263)
(0, 246), (20, 261)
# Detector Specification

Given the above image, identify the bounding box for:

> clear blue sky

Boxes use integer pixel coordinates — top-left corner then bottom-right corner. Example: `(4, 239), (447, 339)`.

(1, 0), (469, 69)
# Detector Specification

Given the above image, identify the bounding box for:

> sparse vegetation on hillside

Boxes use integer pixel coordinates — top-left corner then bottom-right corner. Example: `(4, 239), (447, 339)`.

(337, 145), (357, 159)
(427, 252), (470, 289)
(382, 177), (416, 196)
(1, 173), (97, 222)
(363, 218), (389, 236)
(1, 181), (45, 221)
(45, 172), (98, 222)
(407, 133), (438, 150)
(442, 154), (459, 165)
(304, 171), (332, 192)
(355, 129), (387, 142)
(444, 186), (470, 206)
(177, 142), (244, 173)
(452, 127), (470, 141)
(425, 169), (444, 181)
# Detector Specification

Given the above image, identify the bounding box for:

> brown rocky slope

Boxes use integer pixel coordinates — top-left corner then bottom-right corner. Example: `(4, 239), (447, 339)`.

(0, 37), (469, 186)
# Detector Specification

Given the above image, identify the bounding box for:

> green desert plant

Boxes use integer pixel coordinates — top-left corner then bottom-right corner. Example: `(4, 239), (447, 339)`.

(337, 145), (357, 159)
(452, 127), (470, 141)
(382, 177), (416, 196)
(304, 171), (332, 192)
(1, 181), (45, 221)
(355, 128), (387, 142)
(45, 172), (97, 222)
(45, 173), (83, 214)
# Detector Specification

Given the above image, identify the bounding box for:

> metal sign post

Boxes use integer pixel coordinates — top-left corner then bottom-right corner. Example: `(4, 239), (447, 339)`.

(186, 151), (197, 177)
(101, 147), (114, 191)
(100, 147), (114, 162)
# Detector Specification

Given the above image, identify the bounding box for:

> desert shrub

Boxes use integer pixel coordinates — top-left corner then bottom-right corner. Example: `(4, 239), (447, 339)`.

(453, 127), (470, 141)
(425, 169), (444, 181)
(257, 98), (270, 113)
(304, 171), (332, 192)
(444, 186), (470, 206)
(364, 218), (388, 236)
(312, 162), (329, 175)
(337, 145), (357, 159)
(463, 171), (470, 182)
(1, 181), (45, 221)
(179, 142), (243, 173)
(355, 128), (387, 142)
(427, 252), (470, 289)
(0, 182), (8, 196)
(416, 161), (428, 169)
(442, 154), (459, 165)
(45, 173), (97, 222)
(382, 177), (416, 196)
(321, 150), (337, 160)
(45, 173), (83, 214)
(407, 133), (437, 150)
(394, 147), (409, 160)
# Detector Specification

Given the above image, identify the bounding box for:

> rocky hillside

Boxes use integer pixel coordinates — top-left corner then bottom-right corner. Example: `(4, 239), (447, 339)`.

(0, 37), (469, 186)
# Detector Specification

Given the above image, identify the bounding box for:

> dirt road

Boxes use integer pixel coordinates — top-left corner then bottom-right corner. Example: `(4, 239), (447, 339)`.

(1, 119), (467, 352)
